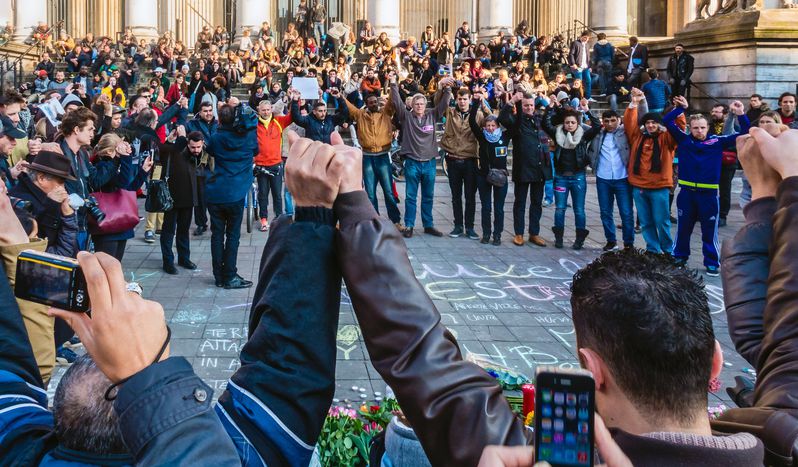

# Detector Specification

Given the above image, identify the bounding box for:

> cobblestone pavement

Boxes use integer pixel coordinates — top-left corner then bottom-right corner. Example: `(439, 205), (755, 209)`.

(48, 175), (747, 410)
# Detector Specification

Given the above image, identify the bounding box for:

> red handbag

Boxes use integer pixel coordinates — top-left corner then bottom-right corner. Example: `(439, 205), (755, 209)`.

(88, 189), (141, 235)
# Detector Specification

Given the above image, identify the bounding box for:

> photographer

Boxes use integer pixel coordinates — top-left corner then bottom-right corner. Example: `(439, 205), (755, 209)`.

(89, 133), (153, 261)
(59, 107), (119, 250)
(206, 102), (258, 289)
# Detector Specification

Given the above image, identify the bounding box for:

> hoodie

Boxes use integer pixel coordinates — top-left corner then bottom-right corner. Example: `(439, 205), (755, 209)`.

(593, 40), (615, 63)
(205, 123), (258, 204)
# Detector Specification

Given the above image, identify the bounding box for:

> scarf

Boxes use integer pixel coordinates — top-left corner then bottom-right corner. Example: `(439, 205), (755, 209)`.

(633, 131), (662, 175)
(483, 128), (502, 143)
(555, 125), (584, 149)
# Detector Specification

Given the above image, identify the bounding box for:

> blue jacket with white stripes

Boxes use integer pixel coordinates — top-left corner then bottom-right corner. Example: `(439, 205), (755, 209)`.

(0, 207), (341, 466)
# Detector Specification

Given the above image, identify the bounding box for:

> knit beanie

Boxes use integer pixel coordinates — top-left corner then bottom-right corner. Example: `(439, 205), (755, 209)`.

(641, 112), (662, 125)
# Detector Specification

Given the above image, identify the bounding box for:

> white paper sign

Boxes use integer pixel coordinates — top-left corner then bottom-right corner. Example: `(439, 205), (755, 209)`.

(292, 77), (320, 100)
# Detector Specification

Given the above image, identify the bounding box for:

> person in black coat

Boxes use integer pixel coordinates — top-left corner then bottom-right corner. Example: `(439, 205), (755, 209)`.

(160, 127), (204, 274)
(666, 44), (694, 100)
(469, 93), (509, 246)
(498, 92), (552, 247)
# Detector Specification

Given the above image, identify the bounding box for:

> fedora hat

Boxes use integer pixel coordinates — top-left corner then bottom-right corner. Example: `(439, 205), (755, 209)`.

(28, 150), (77, 181)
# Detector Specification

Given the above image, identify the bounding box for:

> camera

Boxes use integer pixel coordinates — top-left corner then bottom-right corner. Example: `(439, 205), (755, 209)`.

(68, 194), (106, 222)
(15, 250), (90, 313)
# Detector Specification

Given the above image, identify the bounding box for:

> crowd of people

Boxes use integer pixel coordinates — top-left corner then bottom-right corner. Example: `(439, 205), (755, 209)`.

(0, 10), (796, 466)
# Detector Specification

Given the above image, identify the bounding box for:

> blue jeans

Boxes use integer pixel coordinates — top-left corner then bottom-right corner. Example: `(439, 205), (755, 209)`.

(544, 152), (555, 204)
(632, 187), (672, 254)
(208, 199), (244, 283)
(313, 22), (326, 47)
(404, 158), (436, 229)
(477, 174), (509, 238)
(284, 189), (294, 216)
(554, 173), (587, 230)
(363, 152), (401, 224)
(596, 60), (612, 94)
(574, 67), (592, 99)
(596, 177), (634, 246)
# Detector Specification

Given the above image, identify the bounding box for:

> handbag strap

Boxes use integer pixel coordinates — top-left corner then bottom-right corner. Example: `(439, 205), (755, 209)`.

(162, 147), (171, 181)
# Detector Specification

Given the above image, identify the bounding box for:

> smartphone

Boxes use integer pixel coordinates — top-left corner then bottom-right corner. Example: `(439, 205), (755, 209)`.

(534, 367), (595, 467)
(14, 250), (90, 313)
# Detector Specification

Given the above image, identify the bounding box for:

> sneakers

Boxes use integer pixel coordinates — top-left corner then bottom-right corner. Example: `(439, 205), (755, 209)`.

(260, 218), (269, 232)
(706, 266), (720, 277)
(602, 241), (618, 252)
(193, 226), (207, 236)
(480, 235), (490, 244)
(634, 225), (642, 234)
(178, 260), (197, 270)
(449, 226), (464, 238)
(163, 263), (178, 275)
(542, 199), (553, 207)
(492, 236), (501, 246)
(403, 228), (413, 238)
(513, 234), (524, 246)
(56, 346), (78, 365)
(424, 227), (444, 237)
(144, 230), (155, 243)
(224, 275), (253, 289)
(672, 258), (688, 268)
(466, 228), (480, 240)
(529, 235), (547, 247)
(394, 223), (404, 232)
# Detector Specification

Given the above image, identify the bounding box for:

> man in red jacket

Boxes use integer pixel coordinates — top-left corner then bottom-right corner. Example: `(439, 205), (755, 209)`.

(254, 99), (292, 231)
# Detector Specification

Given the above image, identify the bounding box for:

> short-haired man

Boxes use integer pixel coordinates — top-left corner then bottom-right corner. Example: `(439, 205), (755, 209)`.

(345, 92), (402, 227)
(666, 43), (694, 99)
(0, 116), (28, 188)
(186, 100), (217, 236)
(440, 87), (482, 240)
(709, 103), (741, 227)
(568, 31), (593, 100)
(159, 127), (205, 275)
(745, 93), (769, 125)
(589, 110), (634, 251)
(665, 95), (749, 276)
(60, 107), (118, 250)
(389, 74), (453, 238)
(455, 22), (472, 56)
(777, 92), (796, 129)
(206, 103), (258, 289)
(499, 91), (551, 247)
(626, 36), (648, 89)
(290, 88), (349, 144)
(254, 99), (292, 232)
(640, 68), (671, 114)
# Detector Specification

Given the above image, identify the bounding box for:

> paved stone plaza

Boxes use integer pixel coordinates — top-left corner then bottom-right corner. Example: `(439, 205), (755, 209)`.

(48, 175), (748, 409)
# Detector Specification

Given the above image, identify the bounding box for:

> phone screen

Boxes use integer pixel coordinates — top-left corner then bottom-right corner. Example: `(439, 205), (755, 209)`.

(534, 371), (595, 466)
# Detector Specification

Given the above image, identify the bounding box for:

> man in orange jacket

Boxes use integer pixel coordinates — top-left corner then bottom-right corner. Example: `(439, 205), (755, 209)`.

(255, 99), (292, 231)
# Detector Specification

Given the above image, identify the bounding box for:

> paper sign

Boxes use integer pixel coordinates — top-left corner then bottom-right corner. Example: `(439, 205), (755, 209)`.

(292, 77), (320, 100)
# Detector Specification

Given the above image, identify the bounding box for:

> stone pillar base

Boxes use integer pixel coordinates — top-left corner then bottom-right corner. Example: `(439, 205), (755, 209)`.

(645, 8), (798, 111)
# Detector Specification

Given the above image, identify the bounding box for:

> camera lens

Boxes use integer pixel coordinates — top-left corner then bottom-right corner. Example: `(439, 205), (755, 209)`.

(9, 196), (33, 213)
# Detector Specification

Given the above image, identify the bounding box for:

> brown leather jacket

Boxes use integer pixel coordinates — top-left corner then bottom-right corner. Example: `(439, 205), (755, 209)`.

(333, 191), (529, 466)
(713, 177), (798, 465)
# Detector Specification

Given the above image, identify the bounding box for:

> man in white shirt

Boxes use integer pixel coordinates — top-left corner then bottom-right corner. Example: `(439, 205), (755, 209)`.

(568, 31), (594, 100)
(589, 110), (634, 251)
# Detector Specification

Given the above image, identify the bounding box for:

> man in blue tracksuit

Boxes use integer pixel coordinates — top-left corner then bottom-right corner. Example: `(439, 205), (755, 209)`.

(663, 95), (749, 276)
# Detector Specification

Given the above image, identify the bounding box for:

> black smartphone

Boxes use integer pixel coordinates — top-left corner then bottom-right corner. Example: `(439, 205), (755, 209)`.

(534, 367), (595, 467)
(14, 250), (90, 313)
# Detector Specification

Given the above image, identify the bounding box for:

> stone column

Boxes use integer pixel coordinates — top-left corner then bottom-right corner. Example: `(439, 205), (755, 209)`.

(126, 0), (159, 43)
(367, 0), (400, 44)
(589, 0), (629, 42)
(235, 0), (269, 40)
(478, 0), (514, 43)
(0, 0), (12, 30)
(13, 0), (47, 42)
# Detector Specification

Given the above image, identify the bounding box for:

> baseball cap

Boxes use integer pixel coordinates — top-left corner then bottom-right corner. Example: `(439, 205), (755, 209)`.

(0, 116), (27, 139)
(153, 67), (166, 73)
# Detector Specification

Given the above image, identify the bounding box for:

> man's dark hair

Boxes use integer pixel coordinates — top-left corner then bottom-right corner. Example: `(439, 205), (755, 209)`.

(570, 250), (715, 424)
(580, 31), (590, 38)
(313, 101), (327, 110)
(218, 104), (236, 125)
(750, 93), (763, 100)
(61, 107), (97, 136)
(629, 36), (639, 45)
(187, 131), (205, 143)
(53, 354), (127, 453)
(602, 110), (619, 119)
(456, 89), (470, 98)
(199, 101), (214, 110)
(646, 68), (658, 79)
(779, 92), (797, 105)
(712, 104), (729, 114)
(2, 90), (26, 106)
(597, 33), (606, 40)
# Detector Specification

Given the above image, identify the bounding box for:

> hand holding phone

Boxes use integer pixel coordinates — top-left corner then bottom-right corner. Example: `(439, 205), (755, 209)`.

(534, 367), (595, 467)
